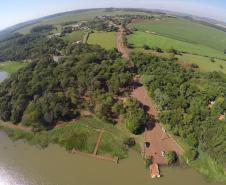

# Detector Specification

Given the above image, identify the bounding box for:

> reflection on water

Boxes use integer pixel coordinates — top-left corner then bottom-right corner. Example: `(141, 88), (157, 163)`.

(0, 131), (223, 185)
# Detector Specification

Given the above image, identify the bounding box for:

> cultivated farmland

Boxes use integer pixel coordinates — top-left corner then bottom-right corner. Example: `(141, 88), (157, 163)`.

(128, 18), (226, 52)
(127, 31), (226, 59)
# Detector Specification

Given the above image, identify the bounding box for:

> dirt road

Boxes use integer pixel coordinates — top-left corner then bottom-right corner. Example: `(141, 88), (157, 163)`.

(116, 26), (129, 59)
(131, 85), (183, 165)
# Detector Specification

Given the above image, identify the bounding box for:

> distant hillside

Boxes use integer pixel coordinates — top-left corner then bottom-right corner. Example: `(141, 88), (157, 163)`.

(1, 8), (225, 38)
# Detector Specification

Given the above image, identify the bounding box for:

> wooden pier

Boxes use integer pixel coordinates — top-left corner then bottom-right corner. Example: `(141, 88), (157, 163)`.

(71, 128), (119, 164)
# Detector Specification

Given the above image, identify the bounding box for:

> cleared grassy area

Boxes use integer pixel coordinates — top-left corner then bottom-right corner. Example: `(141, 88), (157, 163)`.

(129, 17), (226, 52)
(88, 31), (116, 50)
(127, 31), (226, 59)
(0, 116), (128, 158)
(0, 61), (27, 74)
(75, 116), (128, 158)
(178, 54), (226, 74)
(62, 31), (85, 43)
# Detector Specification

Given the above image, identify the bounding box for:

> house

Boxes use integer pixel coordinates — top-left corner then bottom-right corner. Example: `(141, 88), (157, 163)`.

(53, 55), (64, 63)
(218, 114), (225, 121)
(48, 32), (61, 39)
(208, 100), (215, 108)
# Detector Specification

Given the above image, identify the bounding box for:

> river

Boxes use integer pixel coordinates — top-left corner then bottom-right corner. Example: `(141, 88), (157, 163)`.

(0, 131), (223, 185)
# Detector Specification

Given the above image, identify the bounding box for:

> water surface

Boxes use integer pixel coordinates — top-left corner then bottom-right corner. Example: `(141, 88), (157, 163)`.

(0, 131), (223, 185)
(0, 71), (8, 82)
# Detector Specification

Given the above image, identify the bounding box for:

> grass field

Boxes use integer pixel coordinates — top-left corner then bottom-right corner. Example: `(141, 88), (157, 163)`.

(0, 61), (27, 74)
(178, 54), (226, 74)
(62, 31), (85, 43)
(128, 18), (226, 52)
(88, 31), (116, 49)
(127, 31), (226, 59)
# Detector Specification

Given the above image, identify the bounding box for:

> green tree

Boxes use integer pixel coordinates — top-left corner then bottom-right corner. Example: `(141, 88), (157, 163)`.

(165, 151), (178, 165)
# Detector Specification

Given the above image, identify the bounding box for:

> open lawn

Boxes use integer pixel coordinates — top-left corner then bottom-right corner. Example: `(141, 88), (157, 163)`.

(128, 18), (226, 52)
(0, 61), (27, 74)
(178, 54), (226, 74)
(88, 31), (116, 50)
(62, 31), (85, 43)
(127, 31), (226, 59)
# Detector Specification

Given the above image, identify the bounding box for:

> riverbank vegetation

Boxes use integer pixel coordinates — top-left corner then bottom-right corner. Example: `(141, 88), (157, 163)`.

(0, 116), (128, 158)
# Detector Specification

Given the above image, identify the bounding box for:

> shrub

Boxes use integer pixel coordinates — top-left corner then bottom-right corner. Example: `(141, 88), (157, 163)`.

(143, 44), (150, 50)
(145, 156), (153, 168)
(184, 148), (199, 162)
(210, 58), (215, 63)
(166, 151), (178, 165)
(123, 137), (136, 148)
(191, 63), (199, 68)
(155, 47), (163, 53)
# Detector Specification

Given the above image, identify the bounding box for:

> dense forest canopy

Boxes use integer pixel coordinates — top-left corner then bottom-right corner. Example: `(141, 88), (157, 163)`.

(0, 43), (148, 134)
(0, 33), (65, 61)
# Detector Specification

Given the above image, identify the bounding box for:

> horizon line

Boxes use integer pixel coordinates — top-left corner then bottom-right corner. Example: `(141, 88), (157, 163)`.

(1, 7), (226, 32)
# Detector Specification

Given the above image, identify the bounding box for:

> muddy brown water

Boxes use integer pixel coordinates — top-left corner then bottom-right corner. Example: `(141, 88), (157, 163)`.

(0, 131), (223, 185)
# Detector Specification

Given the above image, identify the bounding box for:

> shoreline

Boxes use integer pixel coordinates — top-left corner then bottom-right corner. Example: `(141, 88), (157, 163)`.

(1, 120), (226, 184)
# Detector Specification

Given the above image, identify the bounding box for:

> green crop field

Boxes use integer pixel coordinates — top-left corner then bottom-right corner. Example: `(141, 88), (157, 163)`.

(178, 54), (226, 74)
(129, 18), (226, 52)
(62, 31), (85, 43)
(88, 31), (116, 49)
(127, 31), (226, 59)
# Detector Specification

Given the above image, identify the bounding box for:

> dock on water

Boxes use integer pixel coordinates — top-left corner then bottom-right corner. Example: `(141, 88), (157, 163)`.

(150, 163), (160, 178)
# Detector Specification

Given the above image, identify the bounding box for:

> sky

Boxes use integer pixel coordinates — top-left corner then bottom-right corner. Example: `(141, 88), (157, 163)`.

(0, 0), (226, 30)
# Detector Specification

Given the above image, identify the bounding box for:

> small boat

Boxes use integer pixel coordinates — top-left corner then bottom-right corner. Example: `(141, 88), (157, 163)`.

(150, 163), (161, 178)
